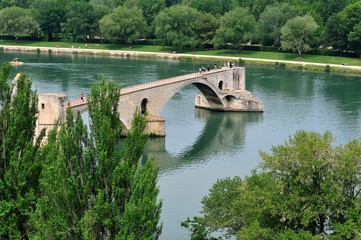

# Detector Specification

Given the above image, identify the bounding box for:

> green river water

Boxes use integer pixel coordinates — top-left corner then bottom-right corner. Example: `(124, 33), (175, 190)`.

(1, 51), (361, 239)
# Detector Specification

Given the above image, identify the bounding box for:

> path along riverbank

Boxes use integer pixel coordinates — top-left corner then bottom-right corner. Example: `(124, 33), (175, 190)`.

(2, 45), (361, 74)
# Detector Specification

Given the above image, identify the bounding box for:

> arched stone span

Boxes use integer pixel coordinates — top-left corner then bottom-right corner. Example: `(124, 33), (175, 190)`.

(36, 67), (263, 138)
(117, 67), (263, 134)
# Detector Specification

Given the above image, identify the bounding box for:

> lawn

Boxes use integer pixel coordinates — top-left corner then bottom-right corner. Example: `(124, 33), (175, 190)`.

(1, 40), (361, 66)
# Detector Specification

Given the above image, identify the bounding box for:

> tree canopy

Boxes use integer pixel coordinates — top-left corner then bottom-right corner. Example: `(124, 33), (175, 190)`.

(32, 77), (162, 239)
(183, 131), (361, 239)
(257, 3), (298, 46)
(100, 5), (147, 44)
(281, 15), (319, 55)
(0, 63), (162, 239)
(155, 5), (201, 50)
(0, 0), (361, 53)
(0, 6), (38, 40)
(212, 7), (256, 50)
(0, 63), (44, 239)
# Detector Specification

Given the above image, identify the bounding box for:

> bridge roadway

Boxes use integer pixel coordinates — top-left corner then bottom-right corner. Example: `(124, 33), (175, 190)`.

(68, 68), (226, 108)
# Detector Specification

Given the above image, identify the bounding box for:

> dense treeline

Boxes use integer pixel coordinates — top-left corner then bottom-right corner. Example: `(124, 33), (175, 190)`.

(0, 62), (162, 239)
(0, 0), (360, 55)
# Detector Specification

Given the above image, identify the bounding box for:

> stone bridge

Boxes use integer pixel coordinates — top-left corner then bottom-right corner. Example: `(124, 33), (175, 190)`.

(35, 67), (263, 137)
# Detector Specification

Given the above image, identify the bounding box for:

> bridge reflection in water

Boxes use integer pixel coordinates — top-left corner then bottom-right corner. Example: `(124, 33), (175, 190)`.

(141, 108), (263, 172)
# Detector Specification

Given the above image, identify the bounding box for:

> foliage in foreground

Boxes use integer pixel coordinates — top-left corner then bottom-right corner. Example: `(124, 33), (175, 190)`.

(183, 131), (361, 239)
(0, 61), (162, 239)
(32, 78), (162, 239)
(0, 63), (44, 239)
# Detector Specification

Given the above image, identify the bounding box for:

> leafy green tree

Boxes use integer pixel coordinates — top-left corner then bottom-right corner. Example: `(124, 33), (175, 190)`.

(195, 12), (220, 48)
(165, 0), (181, 7)
(338, 1), (361, 52)
(280, 15), (319, 55)
(0, 63), (44, 239)
(232, 0), (277, 18)
(324, 14), (347, 50)
(33, 78), (162, 239)
(92, 4), (110, 43)
(89, 0), (124, 10)
(257, 3), (298, 46)
(212, 7), (256, 50)
(155, 5), (201, 50)
(84, 79), (162, 239)
(187, 0), (232, 16)
(136, 0), (165, 35)
(31, 109), (90, 238)
(347, 23), (361, 53)
(184, 131), (361, 239)
(31, 0), (66, 41)
(317, 0), (349, 23)
(0, 6), (38, 40)
(99, 5), (147, 44)
(66, 2), (97, 42)
(259, 131), (337, 235)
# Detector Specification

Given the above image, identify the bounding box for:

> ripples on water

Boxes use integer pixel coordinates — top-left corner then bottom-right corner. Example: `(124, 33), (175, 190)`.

(1, 52), (361, 239)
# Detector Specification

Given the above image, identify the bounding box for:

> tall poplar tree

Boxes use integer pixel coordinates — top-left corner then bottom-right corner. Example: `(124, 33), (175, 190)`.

(33, 77), (162, 239)
(0, 63), (44, 239)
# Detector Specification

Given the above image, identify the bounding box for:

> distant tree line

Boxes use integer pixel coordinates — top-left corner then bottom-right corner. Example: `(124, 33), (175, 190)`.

(0, 0), (360, 55)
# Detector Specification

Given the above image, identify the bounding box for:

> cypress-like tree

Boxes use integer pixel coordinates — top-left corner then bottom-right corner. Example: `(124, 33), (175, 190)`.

(0, 63), (44, 239)
(33, 77), (162, 239)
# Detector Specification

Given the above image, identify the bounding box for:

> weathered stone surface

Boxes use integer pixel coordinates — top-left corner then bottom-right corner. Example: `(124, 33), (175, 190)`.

(34, 67), (263, 138)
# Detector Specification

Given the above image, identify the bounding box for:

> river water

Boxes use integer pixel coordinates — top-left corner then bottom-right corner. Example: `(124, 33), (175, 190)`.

(1, 51), (361, 239)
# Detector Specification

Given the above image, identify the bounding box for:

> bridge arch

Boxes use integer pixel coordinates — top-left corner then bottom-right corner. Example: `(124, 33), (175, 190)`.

(156, 78), (227, 115)
(141, 98), (148, 114)
(218, 80), (224, 90)
(64, 67), (262, 137)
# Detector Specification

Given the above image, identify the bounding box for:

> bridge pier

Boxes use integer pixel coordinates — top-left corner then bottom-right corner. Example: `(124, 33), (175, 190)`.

(194, 90), (263, 112)
(35, 93), (67, 139)
(120, 115), (166, 137)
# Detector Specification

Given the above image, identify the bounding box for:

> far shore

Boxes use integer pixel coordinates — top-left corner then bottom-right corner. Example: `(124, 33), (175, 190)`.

(2, 45), (361, 74)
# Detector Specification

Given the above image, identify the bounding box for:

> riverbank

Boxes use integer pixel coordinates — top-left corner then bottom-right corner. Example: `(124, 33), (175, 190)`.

(1, 44), (361, 74)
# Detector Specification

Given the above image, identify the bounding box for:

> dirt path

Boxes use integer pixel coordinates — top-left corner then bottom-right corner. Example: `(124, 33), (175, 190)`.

(2, 45), (361, 71)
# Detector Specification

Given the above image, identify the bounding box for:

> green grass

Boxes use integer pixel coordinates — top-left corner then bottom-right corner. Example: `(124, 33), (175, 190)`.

(1, 39), (361, 66)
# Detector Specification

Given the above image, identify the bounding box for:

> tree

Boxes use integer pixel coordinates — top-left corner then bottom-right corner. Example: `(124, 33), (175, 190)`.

(257, 3), (298, 46)
(184, 131), (361, 239)
(66, 2), (97, 42)
(99, 5), (147, 44)
(195, 12), (220, 48)
(0, 63), (44, 239)
(338, 1), (361, 52)
(136, 0), (165, 35)
(32, 78), (162, 239)
(188, 0), (232, 16)
(31, 0), (65, 41)
(280, 15), (318, 55)
(31, 109), (91, 238)
(232, 0), (278, 18)
(89, 0), (124, 10)
(0, 6), (38, 40)
(347, 23), (361, 54)
(317, 0), (349, 23)
(154, 5), (201, 50)
(212, 7), (256, 50)
(324, 14), (347, 51)
(259, 131), (337, 235)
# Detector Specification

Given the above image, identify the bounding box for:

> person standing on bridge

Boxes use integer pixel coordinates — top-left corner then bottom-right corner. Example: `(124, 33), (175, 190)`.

(80, 93), (84, 101)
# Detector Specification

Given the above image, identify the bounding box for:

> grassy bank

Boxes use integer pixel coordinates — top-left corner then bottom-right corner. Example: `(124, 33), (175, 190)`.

(1, 40), (361, 74)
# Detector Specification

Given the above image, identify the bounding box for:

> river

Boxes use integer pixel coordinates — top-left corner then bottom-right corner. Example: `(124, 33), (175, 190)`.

(1, 51), (361, 239)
